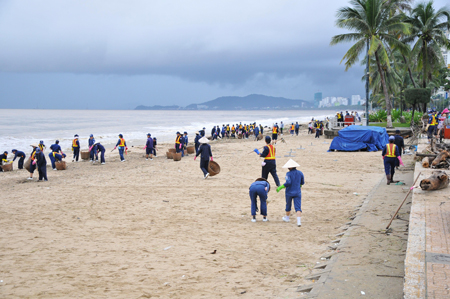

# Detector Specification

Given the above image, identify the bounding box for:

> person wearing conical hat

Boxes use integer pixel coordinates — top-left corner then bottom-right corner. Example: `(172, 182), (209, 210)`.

(277, 159), (304, 227)
(194, 137), (213, 179)
(249, 178), (270, 222)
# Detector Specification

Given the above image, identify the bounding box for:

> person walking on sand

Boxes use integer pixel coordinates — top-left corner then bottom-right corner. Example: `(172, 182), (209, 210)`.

(12, 149), (26, 169)
(194, 132), (201, 155)
(144, 133), (154, 160)
(249, 178), (270, 222)
(277, 159), (304, 227)
(382, 136), (401, 185)
(114, 134), (127, 162)
(194, 137), (213, 179)
(72, 134), (80, 162)
(34, 148), (48, 181)
(257, 136), (280, 187)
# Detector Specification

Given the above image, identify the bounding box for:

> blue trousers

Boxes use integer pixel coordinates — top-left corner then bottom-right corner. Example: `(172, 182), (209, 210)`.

(118, 147), (125, 161)
(249, 185), (267, 216)
(90, 149), (95, 160)
(384, 157), (396, 176)
(73, 148), (80, 161)
(200, 159), (209, 176)
(17, 156), (25, 169)
(98, 150), (105, 163)
(49, 153), (63, 169)
(286, 194), (302, 212)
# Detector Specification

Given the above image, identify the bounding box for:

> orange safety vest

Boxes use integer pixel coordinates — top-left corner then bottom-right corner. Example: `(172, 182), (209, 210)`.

(272, 127), (277, 134)
(72, 139), (79, 148)
(31, 151), (36, 161)
(291, 125), (295, 130)
(175, 136), (181, 144)
(39, 144), (44, 151)
(119, 138), (126, 147)
(386, 144), (397, 158)
(264, 144), (276, 160)
(239, 125), (242, 130)
(232, 126), (236, 133)
(431, 115), (437, 126)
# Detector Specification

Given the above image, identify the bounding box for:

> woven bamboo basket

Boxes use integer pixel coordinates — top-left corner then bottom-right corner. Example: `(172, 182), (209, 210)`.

(168, 148), (176, 153)
(1, 163), (13, 171)
(166, 152), (173, 159)
(55, 161), (67, 170)
(187, 146), (195, 154)
(172, 152), (182, 161)
(208, 161), (220, 176)
(24, 158), (31, 172)
(256, 135), (263, 141)
(81, 150), (90, 160)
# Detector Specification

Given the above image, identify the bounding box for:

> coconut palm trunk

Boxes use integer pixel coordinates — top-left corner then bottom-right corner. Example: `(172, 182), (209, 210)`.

(374, 50), (393, 127)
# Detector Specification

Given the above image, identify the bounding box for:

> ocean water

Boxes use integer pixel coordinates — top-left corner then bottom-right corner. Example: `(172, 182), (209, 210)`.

(0, 109), (342, 152)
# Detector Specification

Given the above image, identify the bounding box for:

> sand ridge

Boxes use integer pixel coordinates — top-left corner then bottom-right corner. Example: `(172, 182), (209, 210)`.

(1, 130), (384, 298)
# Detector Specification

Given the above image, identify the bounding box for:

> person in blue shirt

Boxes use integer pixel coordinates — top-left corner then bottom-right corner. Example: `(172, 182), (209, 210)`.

(249, 178), (270, 222)
(12, 149), (26, 169)
(144, 133), (154, 160)
(295, 122), (299, 136)
(0, 151), (8, 172)
(114, 134), (127, 162)
(49, 140), (66, 170)
(194, 137), (213, 179)
(88, 134), (96, 161)
(382, 135), (401, 185)
(254, 125), (260, 141)
(277, 159), (305, 227)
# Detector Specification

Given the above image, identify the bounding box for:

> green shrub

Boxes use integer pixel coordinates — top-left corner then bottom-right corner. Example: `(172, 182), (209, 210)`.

(369, 110), (387, 122)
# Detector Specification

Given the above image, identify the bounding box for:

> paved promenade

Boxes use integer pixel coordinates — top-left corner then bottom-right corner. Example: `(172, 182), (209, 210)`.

(404, 138), (450, 298)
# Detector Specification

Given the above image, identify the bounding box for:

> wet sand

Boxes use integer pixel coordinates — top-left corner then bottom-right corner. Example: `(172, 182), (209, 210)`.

(0, 130), (385, 298)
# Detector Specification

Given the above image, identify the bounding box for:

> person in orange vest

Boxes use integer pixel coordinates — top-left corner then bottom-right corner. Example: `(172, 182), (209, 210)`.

(72, 134), (80, 162)
(290, 123), (295, 135)
(256, 136), (280, 186)
(272, 124), (278, 144)
(27, 144), (38, 180)
(114, 134), (127, 162)
(382, 136), (401, 185)
(175, 132), (182, 153)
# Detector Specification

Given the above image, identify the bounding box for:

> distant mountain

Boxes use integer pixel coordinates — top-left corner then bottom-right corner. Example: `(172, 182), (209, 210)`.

(135, 94), (313, 110)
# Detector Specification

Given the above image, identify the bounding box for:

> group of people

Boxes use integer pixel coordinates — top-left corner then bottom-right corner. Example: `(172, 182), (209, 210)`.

(427, 108), (450, 143)
(335, 111), (360, 127)
(249, 135), (305, 226)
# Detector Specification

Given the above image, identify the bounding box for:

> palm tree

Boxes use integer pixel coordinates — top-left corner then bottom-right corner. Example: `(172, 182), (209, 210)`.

(331, 0), (410, 128)
(404, 1), (450, 110)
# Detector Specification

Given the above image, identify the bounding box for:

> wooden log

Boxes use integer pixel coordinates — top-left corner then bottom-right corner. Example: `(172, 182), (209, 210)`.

(416, 153), (437, 157)
(422, 157), (430, 168)
(420, 171), (449, 191)
(431, 151), (450, 167)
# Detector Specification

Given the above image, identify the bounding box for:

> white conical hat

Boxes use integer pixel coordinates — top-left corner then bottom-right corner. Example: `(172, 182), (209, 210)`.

(282, 159), (300, 168)
(30, 143), (39, 148)
(199, 137), (209, 143)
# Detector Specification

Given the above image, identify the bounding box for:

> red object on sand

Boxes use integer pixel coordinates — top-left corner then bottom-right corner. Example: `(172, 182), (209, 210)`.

(444, 127), (450, 139)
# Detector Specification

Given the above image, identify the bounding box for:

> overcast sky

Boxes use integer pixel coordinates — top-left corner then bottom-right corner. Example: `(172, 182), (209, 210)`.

(0, 0), (447, 109)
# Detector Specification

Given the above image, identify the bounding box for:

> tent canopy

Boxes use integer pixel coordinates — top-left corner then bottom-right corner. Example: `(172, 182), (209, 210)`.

(328, 125), (389, 152)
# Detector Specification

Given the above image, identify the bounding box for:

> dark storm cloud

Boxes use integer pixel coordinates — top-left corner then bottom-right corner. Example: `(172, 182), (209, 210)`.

(0, 0), (446, 108)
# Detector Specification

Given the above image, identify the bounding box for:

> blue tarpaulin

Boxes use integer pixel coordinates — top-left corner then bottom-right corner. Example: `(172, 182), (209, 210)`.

(328, 126), (389, 152)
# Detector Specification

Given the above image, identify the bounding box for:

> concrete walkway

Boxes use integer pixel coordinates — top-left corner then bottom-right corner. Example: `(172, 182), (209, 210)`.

(404, 138), (450, 298)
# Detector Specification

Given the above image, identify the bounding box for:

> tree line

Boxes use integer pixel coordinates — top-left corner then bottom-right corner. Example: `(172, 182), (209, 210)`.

(331, 0), (450, 127)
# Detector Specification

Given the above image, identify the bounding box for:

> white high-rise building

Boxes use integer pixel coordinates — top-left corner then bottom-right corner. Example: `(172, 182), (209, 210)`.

(351, 95), (361, 105)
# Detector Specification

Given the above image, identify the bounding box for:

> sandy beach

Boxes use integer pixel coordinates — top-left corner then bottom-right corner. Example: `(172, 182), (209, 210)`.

(0, 129), (386, 298)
